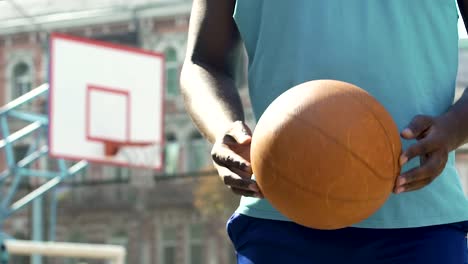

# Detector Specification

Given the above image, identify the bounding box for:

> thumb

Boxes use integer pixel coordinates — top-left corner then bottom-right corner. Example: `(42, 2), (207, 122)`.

(225, 121), (252, 144)
(401, 115), (433, 140)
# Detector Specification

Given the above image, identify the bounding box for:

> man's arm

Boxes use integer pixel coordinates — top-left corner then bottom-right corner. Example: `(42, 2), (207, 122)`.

(450, 0), (468, 147)
(459, 0), (468, 30)
(180, 0), (243, 143)
(180, 0), (261, 197)
(394, 1), (468, 193)
(426, 0), (468, 151)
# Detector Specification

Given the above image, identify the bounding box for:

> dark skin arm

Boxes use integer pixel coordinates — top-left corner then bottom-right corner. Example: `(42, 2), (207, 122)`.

(394, 0), (468, 193)
(450, 1), (468, 145)
(181, 0), (242, 143)
(181, 0), (262, 197)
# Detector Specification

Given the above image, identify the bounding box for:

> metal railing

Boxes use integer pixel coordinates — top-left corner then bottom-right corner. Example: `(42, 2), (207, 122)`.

(0, 84), (88, 264)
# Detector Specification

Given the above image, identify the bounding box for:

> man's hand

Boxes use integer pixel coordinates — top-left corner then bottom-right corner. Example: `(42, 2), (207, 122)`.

(211, 121), (263, 198)
(394, 114), (458, 194)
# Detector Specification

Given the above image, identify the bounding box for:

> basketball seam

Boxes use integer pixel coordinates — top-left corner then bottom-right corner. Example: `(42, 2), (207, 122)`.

(260, 145), (391, 201)
(346, 91), (399, 176)
(287, 113), (392, 182)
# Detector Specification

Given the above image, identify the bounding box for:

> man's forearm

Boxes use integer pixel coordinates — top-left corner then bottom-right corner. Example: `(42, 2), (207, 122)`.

(439, 0), (468, 150)
(180, 60), (245, 143)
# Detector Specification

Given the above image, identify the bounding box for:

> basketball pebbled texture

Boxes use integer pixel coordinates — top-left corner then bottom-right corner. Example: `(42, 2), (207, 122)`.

(251, 80), (402, 230)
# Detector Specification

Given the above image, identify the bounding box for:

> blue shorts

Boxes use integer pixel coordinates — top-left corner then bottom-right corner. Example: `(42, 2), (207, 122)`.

(227, 213), (468, 264)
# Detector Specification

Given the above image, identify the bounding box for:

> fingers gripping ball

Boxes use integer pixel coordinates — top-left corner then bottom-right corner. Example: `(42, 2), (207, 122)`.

(250, 80), (402, 230)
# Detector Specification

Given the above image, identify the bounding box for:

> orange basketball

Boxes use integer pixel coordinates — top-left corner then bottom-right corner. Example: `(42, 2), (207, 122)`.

(250, 80), (402, 230)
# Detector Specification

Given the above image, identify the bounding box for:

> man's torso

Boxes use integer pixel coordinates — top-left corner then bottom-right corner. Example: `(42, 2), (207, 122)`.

(233, 0), (468, 228)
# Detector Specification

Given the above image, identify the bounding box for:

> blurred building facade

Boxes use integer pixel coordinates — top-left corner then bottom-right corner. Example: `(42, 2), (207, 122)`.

(0, 1), (252, 263)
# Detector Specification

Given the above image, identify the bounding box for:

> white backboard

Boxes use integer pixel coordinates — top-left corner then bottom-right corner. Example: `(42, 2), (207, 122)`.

(49, 33), (164, 170)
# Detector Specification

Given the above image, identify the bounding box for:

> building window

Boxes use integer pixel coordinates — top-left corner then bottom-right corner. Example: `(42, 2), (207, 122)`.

(187, 131), (209, 172)
(12, 62), (32, 99)
(160, 226), (177, 264)
(188, 224), (204, 264)
(165, 133), (180, 175)
(165, 47), (179, 97)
